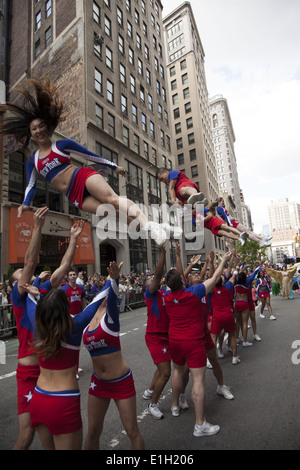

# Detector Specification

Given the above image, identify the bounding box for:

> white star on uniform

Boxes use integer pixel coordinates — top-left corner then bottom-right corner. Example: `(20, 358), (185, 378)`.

(173, 299), (179, 304)
(24, 390), (33, 403)
(74, 200), (79, 207)
(162, 347), (167, 354)
(89, 381), (97, 391)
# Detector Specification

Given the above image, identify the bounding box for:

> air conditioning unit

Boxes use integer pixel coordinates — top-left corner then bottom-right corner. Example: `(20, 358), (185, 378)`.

(94, 34), (104, 45)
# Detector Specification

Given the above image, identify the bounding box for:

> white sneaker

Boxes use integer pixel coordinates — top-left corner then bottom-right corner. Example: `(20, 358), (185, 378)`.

(161, 223), (183, 240)
(171, 405), (180, 417)
(206, 358), (213, 369)
(193, 420), (220, 437)
(270, 315), (276, 320)
(242, 341), (253, 347)
(151, 226), (167, 246)
(179, 394), (189, 410)
(217, 347), (224, 358)
(260, 313), (265, 318)
(232, 356), (241, 365)
(187, 192), (205, 206)
(217, 385), (234, 400)
(240, 231), (249, 240)
(239, 237), (246, 246)
(253, 334), (261, 341)
(143, 389), (153, 400)
(148, 403), (164, 420)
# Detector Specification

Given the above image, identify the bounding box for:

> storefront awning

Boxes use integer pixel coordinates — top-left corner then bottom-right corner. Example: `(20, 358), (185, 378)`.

(9, 208), (38, 264)
(72, 221), (95, 265)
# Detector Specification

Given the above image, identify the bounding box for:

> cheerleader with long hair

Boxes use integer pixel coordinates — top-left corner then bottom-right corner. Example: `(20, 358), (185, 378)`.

(0, 76), (176, 246)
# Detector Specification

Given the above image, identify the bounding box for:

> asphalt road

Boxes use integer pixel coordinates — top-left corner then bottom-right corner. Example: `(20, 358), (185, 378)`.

(0, 293), (299, 452)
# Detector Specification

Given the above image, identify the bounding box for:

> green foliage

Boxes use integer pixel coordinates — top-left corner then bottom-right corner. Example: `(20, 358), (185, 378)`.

(236, 240), (270, 264)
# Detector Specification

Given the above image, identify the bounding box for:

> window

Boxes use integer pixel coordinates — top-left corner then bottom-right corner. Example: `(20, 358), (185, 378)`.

(95, 103), (103, 128)
(183, 87), (190, 99)
(105, 46), (113, 69)
(95, 68), (102, 94)
(123, 126), (129, 147)
(143, 141), (149, 160)
(134, 9), (140, 25)
(150, 121), (155, 140)
(126, 0), (131, 13)
(175, 122), (181, 134)
(93, 1), (101, 24)
(94, 34), (102, 58)
(127, 20), (132, 38)
(136, 33), (141, 50)
(174, 108), (180, 119)
(118, 34), (125, 55)
(186, 117), (193, 129)
(182, 73), (188, 84)
(138, 58), (143, 76)
(185, 102), (192, 113)
(180, 58), (187, 70)
(189, 149), (196, 161)
(176, 137), (183, 149)
(170, 66), (176, 76)
(141, 113), (147, 132)
(132, 104), (138, 124)
(188, 133), (195, 145)
(191, 165), (198, 177)
(107, 113), (115, 136)
(121, 95), (127, 115)
(146, 68), (151, 84)
(35, 39), (41, 59)
(129, 47), (134, 65)
(130, 75), (136, 94)
(104, 15), (111, 37)
(178, 153), (184, 165)
(172, 93), (178, 105)
(107, 79), (114, 103)
(117, 7), (123, 27)
(35, 11), (41, 30)
(45, 27), (52, 48)
(120, 63), (126, 84)
(133, 134), (140, 154)
(45, 0), (52, 17)
(148, 94), (153, 112)
(171, 79), (177, 90)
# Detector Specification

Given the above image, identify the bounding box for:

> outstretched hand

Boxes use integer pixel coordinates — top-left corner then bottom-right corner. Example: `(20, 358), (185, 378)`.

(107, 261), (124, 279)
(71, 220), (85, 238)
(115, 166), (126, 177)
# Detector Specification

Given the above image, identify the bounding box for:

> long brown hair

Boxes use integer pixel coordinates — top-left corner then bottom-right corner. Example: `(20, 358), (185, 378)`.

(208, 197), (223, 216)
(0, 76), (64, 149)
(34, 289), (73, 359)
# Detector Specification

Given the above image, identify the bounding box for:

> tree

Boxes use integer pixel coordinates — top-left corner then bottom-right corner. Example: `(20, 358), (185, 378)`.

(236, 240), (270, 265)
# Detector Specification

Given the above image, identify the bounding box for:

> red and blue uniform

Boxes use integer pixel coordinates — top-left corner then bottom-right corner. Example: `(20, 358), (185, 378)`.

(164, 284), (207, 368)
(144, 287), (170, 364)
(168, 170), (200, 205)
(61, 283), (86, 316)
(83, 279), (136, 400)
(210, 282), (235, 335)
(23, 139), (117, 209)
(217, 206), (239, 228)
(29, 280), (113, 434)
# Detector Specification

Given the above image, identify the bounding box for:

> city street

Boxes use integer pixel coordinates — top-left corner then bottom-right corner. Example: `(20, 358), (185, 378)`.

(0, 293), (299, 451)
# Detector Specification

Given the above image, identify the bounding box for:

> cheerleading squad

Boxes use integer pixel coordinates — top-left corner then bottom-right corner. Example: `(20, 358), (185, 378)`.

(9, 206), (275, 450)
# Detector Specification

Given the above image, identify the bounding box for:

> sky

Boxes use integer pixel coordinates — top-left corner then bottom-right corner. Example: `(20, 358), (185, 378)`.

(162, 0), (300, 233)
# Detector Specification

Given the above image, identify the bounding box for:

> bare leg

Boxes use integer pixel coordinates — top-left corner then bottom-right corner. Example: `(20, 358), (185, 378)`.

(115, 396), (145, 450)
(12, 412), (35, 450)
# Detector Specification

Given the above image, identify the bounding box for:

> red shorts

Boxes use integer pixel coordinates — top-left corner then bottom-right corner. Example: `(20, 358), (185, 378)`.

(30, 387), (82, 435)
(234, 300), (249, 312)
(145, 333), (170, 364)
(210, 315), (236, 335)
(204, 332), (215, 351)
(176, 180), (200, 205)
(67, 167), (99, 209)
(259, 291), (270, 299)
(248, 300), (255, 311)
(230, 219), (239, 228)
(169, 338), (206, 368)
(16, 363), (40, 415)
(88, 370), (136, 400)
(204, 217), (223, 236)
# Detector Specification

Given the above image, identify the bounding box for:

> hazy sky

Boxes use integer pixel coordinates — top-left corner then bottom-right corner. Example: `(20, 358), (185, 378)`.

(162, 0), (300, 232)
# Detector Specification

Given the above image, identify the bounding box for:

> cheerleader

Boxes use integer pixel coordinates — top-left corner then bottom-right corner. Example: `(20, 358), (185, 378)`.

(256, 271), (276, 320)
(0, 76), (176, 246)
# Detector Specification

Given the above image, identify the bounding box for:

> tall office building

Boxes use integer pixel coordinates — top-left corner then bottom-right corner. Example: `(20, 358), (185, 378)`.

(1, 0), (177, 276)
(209, 94), (243, 223)
(163, 2), (224, 262)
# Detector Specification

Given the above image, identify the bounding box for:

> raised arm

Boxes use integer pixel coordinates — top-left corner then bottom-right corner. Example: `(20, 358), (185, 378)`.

(184, 253), (202, 278)
(18, 158), (38, 217)
(148, 245), (166, 294)
(49, 220), (85, 288)
(203, 251), (232, 294)
(17, 206), (49, 296)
